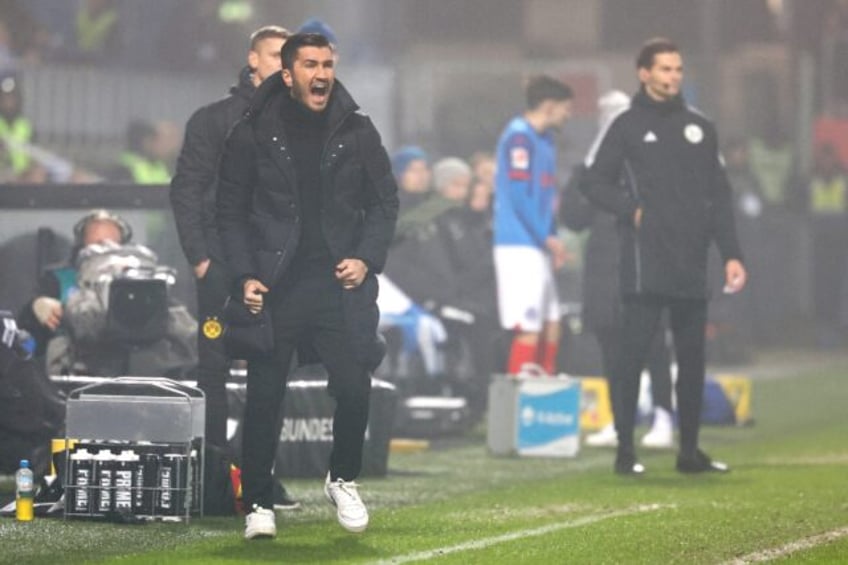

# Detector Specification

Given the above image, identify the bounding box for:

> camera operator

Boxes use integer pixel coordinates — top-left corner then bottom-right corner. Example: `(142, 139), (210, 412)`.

(17, 209), (131, 359)
(17, 209), (196, 377)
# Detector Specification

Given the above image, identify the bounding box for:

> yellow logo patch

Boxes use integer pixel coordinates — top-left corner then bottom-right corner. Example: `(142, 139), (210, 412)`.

(202, 317), (223, 339)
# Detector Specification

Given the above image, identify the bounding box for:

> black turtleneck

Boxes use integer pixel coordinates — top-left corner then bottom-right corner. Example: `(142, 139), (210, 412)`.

(279, 93), (332, 269)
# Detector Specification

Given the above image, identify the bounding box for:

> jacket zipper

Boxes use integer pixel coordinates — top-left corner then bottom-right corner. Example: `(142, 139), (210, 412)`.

(318, 108), (355, 262)
(624, 160), (642, 293)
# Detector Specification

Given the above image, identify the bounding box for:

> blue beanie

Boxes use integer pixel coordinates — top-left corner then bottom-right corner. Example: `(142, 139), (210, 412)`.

(297, 17), (338, 46)
(391, 146), (428, 179)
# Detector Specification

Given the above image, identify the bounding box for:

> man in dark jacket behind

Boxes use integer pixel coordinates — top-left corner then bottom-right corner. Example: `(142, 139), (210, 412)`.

(169, 25), (298, 510)
(217, 33), (398, 539)
(170, 25), (288, 447)
(581, 38), (747, 476)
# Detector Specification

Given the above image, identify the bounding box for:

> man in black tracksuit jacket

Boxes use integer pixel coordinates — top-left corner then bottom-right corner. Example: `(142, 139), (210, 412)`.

(216, 33), (398, 537)
(581, 38), (747, 475)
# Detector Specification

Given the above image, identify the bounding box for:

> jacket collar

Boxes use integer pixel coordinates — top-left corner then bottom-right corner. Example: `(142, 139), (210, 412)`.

(633, 86), (685, 115)
(246, 70), (359, 131)
(229, 66), (255, 102)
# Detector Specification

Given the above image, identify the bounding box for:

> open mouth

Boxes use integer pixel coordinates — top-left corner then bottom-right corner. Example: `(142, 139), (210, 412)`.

(310, 81), (330, 101)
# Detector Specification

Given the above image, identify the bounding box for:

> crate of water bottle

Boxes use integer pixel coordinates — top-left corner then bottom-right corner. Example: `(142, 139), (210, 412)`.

(64, 377), (205, 444)
(63, 440), (201, 521)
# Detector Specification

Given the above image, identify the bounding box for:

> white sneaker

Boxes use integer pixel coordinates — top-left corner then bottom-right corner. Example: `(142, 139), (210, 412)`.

(585, 423), (618, 447)
(641, 407), (674, 449)
(324, 473), (369, 533)
(244, 505), (277, 540)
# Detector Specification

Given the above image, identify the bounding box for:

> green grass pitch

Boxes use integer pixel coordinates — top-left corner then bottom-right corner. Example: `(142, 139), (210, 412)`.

(1, 355), (846, 564)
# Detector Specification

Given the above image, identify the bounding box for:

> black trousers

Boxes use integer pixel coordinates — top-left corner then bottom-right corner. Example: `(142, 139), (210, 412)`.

(594, 320), (673, 416)
(241, 265), (371, 509)
(195, 259), (232, 450)
(613, 294), (707, 457)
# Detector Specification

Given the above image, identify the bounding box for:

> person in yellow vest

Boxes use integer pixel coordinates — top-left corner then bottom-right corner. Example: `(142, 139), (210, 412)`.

(806, 143), (848, 347)
(0, 72), (33, 178)
(110, 119), (171, 184)
(75, 0), (120, 60)
(748, 123), (794, 208)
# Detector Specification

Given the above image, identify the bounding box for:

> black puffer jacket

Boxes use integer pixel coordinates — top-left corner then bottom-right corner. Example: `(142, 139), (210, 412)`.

(170, 67), (254, 266)
(581, 88), (742, 299)
(216, 72), (399, 367)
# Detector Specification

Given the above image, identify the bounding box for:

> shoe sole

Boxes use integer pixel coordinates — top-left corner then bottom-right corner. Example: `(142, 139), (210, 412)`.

(337, 517), (368, 533)
(244, 528), (276, 540)
(273, 502), (301, 511)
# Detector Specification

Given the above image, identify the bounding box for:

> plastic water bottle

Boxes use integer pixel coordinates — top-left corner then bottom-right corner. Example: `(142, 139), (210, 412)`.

(15, 459), (35, 521)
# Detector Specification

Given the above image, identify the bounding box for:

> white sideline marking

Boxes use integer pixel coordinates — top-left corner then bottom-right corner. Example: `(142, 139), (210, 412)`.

(373, 503), (668, 565)
(723, 526), (848, 564)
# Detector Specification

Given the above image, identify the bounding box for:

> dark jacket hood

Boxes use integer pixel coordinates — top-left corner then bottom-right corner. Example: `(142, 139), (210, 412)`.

(246, 70), (359, 129)
(229, 66), (255, 101)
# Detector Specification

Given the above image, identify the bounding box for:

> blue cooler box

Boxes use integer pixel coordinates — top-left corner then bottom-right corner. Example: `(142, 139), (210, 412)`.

(487, 374), (581, 457)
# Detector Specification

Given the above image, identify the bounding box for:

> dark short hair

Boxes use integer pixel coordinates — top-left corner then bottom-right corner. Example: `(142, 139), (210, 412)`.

(525, 75), (573, 111)
(636, 37), (679, 70)
(249, 25), (290, 51)
(281, 32), (333, 70)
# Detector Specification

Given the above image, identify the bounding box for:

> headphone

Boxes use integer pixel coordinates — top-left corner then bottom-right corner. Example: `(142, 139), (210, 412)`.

(72, 209), (133, 246)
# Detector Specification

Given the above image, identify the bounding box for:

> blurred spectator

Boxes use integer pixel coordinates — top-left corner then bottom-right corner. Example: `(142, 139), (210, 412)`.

(805, 143), (848, 347)
(468, 151), (495, 214)
(385, 155), (498, 413)
(74, 0), (121, 63)
(0, 70), (33, 180)
(109, 119), (172, 184)
(391, 145), (432, 212)
(434, 156), (500, 403)
(297, 17), (340, 64)
(297, 17), (338, 51)
(432, 156), (472, 203)
(153, 120), (183, 173)
(0, 1), (50, 65)
(385, 157), (464, 312)
(747, 121), (796, 209)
